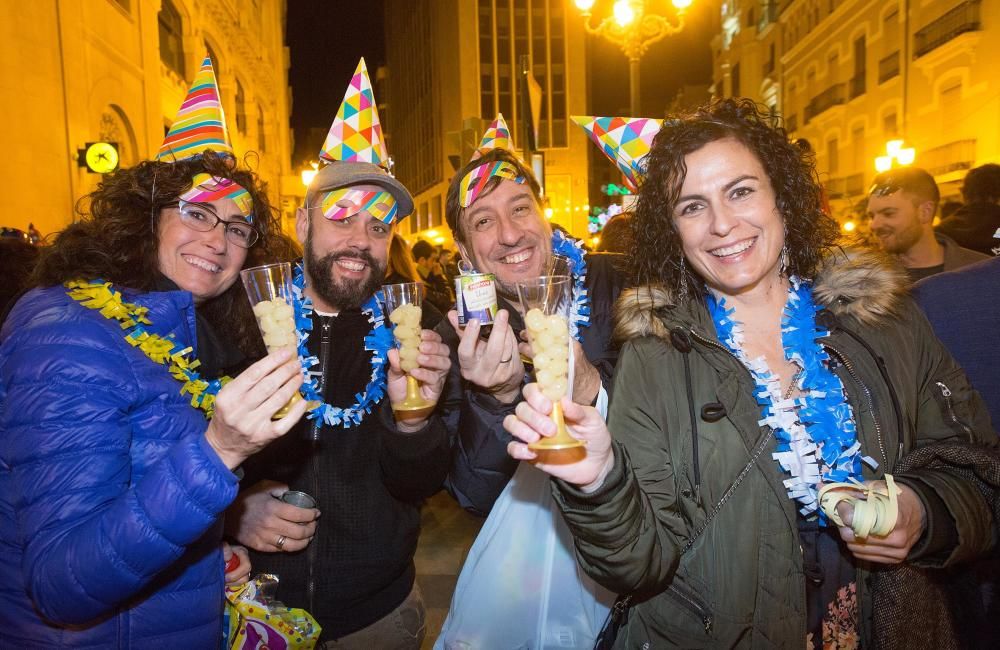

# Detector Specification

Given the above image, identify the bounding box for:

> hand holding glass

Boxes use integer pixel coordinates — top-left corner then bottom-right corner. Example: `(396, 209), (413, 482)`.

(241, 262), (308, 419)
(516, 275), (584, 451)
(382, 282), (434, 413)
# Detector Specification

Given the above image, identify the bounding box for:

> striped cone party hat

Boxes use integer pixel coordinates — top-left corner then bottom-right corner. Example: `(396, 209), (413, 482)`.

(572, 116), (662, 192)
(158, 56), (234, 161)
(319, 58), (388, 165)
(475, 113), (513, 156)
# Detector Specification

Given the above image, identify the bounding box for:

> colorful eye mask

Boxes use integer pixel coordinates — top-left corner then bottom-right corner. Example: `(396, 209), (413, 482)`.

(319, 187), (399, 223)
(459, 161), (526, 208)
(180, 173), (253, 221)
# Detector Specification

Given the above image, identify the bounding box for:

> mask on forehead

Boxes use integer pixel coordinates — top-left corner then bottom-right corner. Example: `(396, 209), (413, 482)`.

(318, 187), (399, 223)
(179, 172), (254, 221)
(459, 161), (526, 208)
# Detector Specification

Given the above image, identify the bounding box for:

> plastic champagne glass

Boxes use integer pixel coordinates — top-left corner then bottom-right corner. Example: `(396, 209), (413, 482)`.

(516, 274), (584, 451)
(382, 281), (434, 413)
(241, 262), (307, 419)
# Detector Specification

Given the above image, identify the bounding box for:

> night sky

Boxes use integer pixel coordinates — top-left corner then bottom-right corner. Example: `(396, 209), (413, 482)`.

(286, 0), (713, 168)
(287, 0), (387, 167)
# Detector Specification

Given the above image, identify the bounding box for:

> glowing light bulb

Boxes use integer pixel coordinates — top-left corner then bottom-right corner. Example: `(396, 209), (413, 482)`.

(886, 140), (904, 157)
(614, 0), (635, 26)
(842, 221), (857, 233)
(896, 148), (915, 166)
(672, 0), (693, 10)
(875, 156), (892, 173)
(575, 0), (596, 10)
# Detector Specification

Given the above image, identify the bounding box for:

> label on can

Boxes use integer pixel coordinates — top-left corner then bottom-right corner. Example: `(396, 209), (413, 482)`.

(455, 273), (498, 326)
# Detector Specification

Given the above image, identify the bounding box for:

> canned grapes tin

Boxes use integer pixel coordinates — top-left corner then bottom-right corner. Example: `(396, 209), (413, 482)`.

(455, 273), (498, 329)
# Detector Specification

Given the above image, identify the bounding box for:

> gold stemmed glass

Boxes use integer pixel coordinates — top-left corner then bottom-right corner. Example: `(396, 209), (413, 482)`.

(516, 274), (584, 451)
(241, 262), (308, 419)
(381, 281), (434, 414)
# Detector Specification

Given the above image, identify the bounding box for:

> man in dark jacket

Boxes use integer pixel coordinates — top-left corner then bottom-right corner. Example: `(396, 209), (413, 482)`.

(226, 61), (456, 649)
(937, 163), (1000, 256)
(442, 145), (624, 515)
(411, 238), (454, 313)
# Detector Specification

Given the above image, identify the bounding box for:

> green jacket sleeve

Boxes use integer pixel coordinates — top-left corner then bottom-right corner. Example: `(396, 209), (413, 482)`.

(552, 337), (688, 596)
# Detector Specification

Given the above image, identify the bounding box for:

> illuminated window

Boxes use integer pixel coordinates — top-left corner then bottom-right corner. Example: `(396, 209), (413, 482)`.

(158, 0), (184, 77)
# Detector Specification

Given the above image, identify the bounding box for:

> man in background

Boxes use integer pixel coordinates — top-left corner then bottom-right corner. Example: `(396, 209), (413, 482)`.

(867, 167), (987, 281)
(937, 163), (1000, 256)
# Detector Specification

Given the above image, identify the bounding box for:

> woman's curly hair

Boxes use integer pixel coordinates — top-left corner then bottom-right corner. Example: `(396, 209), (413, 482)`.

(629, 98), (840, 297)
(31, 152), (301, 362)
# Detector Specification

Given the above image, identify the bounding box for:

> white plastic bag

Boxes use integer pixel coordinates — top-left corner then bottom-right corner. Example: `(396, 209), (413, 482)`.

(436, 462), (614, 649)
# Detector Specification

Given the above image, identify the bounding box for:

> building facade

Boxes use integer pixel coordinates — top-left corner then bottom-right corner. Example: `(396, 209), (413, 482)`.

(383, 0), (592, 244)
(712, 0), (998, 219)
(0, 0), (292, 239)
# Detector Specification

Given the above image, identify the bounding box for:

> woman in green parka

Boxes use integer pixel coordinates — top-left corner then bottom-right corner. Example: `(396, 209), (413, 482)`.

(504, 99), (998, 648)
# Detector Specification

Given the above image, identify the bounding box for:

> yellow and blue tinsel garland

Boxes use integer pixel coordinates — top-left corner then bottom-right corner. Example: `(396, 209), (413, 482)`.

(65, 279), (230, 419)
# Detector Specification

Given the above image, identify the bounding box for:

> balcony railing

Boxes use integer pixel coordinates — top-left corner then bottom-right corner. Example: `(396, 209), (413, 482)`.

(849, 75), (866, 100)
(825, 173), (866, 199)
(914, 0), (981, 58)
(878, 51), (900, 83)
(804, 83), (846, 123)
(922, 139), (977, 177)
(757, 1), (778, 32)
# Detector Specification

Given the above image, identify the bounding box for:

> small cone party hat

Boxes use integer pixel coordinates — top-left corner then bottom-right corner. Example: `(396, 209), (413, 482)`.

(475, 113), (513, 157)
(572, 116), (662, 192)
(158, 57), (234, 161)
(319, 58), (388, 165)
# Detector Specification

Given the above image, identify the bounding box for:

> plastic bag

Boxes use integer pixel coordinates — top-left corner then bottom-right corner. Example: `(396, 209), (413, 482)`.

(225, 574), (321, 650)
(436, 462), (615, 649)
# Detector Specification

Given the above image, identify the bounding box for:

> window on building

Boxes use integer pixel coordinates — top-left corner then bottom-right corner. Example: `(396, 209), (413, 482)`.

(883, 111), (898, 137)
(827, 138), (839, 174)
(851, 36), (866, 98)
(235, 79), (246, 133)
(851, 124), (865, 171)
(731, 62), (741, 98)
(158, 0), (184, 77)
(257, 105), (266, 151)
(205, 41), (220, 71)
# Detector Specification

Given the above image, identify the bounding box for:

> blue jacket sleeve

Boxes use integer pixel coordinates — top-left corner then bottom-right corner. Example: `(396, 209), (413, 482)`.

(3, 319), (238, 625)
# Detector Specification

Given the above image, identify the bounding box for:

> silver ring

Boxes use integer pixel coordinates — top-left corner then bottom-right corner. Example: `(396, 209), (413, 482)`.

(499, 355), (513, 363)
(276, 535), (286, 550)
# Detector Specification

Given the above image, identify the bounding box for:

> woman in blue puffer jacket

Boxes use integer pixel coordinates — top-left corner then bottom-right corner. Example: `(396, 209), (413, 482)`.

(0, 150), (308, 648)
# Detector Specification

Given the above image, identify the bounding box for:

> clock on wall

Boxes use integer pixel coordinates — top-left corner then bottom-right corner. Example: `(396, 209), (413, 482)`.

(78, 142), (120, 174)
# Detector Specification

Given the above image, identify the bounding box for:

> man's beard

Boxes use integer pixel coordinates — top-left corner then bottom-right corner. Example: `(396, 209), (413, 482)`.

(304, 237), (386, 311)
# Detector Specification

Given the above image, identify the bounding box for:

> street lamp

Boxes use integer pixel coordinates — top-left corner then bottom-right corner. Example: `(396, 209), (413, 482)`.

(574, 0), (691, 116)
(301, 161), (318, 187)
(874, 139), (916, 173)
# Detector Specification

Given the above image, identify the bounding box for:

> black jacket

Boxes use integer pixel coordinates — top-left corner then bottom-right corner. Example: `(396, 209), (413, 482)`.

(445, 253), (626, 516)
(936, 202), (1000, 257)
(242, 302), (458, 638)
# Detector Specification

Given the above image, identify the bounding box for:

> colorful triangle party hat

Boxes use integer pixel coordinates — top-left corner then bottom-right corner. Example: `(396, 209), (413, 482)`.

(475, 113), (513, 156)
(572, 116), (662, 192)
(158, 56), (234, 161)
(319, 58), (388, 165)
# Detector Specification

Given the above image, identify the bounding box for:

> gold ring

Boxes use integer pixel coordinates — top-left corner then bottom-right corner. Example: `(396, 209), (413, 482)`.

(276, 535), (286, 549)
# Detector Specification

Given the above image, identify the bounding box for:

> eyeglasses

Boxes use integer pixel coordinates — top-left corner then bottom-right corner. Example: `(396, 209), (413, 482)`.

(170, 201), (260, 248)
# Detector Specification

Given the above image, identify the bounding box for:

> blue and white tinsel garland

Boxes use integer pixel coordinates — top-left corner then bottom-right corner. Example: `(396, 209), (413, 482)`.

(706, 278), (876, 522)
(551, 229), (591, 342)
(292, 262), (394, 428)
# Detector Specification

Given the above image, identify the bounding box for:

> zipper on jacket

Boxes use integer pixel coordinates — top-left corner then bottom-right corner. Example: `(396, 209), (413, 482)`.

(935, 381), (974, 441)
(666, 582), (714, 634)
(825, 344), (889, 469)
(307, 317), (332, 611)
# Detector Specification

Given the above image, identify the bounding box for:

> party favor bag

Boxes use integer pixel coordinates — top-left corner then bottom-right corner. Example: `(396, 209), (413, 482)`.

(436, 462), (614, 649)
(225, 574), (321, 650)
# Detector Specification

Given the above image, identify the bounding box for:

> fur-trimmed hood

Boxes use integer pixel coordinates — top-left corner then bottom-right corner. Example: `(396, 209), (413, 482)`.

(614, 247), (909, 343)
